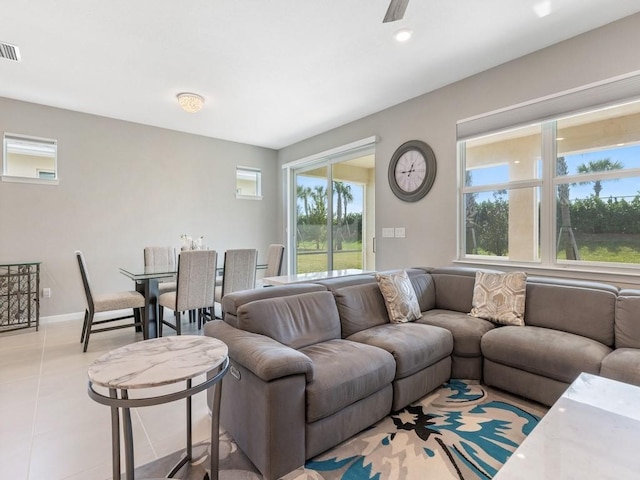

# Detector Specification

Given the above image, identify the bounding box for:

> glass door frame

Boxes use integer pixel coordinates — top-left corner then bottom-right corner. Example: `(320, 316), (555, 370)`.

(284, 136), (376, 275)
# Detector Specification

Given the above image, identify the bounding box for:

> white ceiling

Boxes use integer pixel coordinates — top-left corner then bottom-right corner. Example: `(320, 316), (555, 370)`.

(2, 0), (640, 150)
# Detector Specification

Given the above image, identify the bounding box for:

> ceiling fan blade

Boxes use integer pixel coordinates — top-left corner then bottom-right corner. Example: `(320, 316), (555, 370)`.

(383, 0), (410, 23)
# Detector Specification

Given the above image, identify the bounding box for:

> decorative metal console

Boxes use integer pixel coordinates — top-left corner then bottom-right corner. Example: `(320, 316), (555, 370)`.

(0, 262), (41, 332)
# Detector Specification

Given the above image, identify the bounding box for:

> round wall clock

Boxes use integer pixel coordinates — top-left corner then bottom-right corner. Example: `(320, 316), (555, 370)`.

(388, 140), (437, 202)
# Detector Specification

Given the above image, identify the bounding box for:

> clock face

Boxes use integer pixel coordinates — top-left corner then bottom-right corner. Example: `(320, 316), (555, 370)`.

(388, 140), (437, 202)
(394, 150), (427, 193)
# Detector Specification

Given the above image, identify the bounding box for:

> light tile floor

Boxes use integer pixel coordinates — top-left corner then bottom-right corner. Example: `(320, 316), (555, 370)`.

(0, 316), (214, 480)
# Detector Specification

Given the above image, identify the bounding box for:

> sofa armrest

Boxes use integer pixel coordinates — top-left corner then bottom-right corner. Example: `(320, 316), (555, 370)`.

(205, 320), (314, 382)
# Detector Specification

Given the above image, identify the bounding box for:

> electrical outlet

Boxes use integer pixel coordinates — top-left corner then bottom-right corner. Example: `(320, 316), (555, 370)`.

(43, 287), (51, 298)
(395, 227), (406, 238)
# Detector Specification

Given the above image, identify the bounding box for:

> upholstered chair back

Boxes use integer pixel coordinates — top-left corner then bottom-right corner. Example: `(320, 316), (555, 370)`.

(175, 250), (217, 312)
(222, 249), (258, 296)
(144, 246), (176, 268)
(264, 244), (285, 277)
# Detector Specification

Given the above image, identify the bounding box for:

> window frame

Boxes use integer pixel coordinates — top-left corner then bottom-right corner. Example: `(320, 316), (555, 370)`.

(235, 165), (262, 200)
(2, 133), (59, 185)
(457, 99), (640, 276)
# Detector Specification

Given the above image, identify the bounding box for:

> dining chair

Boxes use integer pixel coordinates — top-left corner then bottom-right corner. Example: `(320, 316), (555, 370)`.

(264, 244), (285, 277)
(143, 246), (177, 294)
(158, 250), (217, 335)
(214, 249), (258, 317)
(75, 250), (146, 352)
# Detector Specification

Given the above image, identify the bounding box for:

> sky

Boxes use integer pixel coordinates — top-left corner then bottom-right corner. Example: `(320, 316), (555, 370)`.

(468, 143), (640, 201)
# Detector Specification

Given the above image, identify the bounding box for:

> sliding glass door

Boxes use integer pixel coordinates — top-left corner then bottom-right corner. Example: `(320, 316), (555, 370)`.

(288, 142), (375, 274)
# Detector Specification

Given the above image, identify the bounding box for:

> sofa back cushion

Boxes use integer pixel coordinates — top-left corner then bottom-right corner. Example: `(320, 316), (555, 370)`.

(430, 267), (493, 312)
(410, 273), (436, 312)
(524, 277), (618, 346)
(615, 289), (640, 349)
(312, 274), (376, 292)
(236, 291), (341, 349)
(222, 283), (326, 328)
(334, 283), (389, 337)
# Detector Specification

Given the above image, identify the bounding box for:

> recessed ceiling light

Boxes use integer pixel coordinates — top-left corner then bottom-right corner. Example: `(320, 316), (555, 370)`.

(533, 1), (551, 18)
(394, 28), (413, 43)
(556, 137), (565, 141)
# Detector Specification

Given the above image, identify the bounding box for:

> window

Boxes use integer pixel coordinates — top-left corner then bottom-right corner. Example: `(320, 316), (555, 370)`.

(459, 98), (640, 269)
(236, 166), (262, 199)
(2, 133), (58, 185)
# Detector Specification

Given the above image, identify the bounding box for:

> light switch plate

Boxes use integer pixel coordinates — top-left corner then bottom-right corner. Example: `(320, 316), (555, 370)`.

(382, 228), (394, 238)
(395, 227), (406, 238)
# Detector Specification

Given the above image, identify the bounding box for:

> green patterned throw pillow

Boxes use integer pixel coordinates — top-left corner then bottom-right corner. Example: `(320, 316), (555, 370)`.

(376, 270), (422, 323)
(469, 271), (527, 326)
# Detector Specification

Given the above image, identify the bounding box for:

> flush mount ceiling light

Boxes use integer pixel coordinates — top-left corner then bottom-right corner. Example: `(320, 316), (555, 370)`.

(394, 28), (413, 42)
(177, 92), (205, 113)
(533, 1), (552, 18)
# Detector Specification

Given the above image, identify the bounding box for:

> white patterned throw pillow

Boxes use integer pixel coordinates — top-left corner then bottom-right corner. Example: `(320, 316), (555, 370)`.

(376, 270), (422, 323)
(469, 271), (527, 326)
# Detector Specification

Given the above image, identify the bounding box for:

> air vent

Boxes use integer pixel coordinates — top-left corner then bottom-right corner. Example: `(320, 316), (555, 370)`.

(0, 42), (21, 62)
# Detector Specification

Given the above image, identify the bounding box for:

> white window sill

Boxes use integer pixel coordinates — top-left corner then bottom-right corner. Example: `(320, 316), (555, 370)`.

(1, 175), (59, 186)
(453, 258), (640, 289)
(235, 194), (263, 200)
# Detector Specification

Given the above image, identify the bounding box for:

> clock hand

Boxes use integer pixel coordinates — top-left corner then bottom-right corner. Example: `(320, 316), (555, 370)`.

(401, 162), (416, 175)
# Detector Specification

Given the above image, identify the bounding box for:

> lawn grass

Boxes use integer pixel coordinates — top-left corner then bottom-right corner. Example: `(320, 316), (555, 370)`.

(296, 242), (363, 273)
(557, 232), (640, 264)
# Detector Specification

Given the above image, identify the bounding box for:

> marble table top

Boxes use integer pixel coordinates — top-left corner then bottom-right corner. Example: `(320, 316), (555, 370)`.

(494, 373), (640, 479)
(88, 336), (228, 389)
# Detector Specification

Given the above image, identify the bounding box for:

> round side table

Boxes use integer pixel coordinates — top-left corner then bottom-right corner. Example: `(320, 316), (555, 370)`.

(87, 335), (229, 480)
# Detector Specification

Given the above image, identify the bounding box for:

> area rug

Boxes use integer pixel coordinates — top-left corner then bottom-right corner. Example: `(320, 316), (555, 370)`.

(285, 380), (547, 480)
(148, 380), (547, 480)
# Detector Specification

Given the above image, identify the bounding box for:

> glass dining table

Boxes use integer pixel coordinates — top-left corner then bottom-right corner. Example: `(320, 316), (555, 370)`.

(120, 261), (267, 338)
(119, 264), (177, 339)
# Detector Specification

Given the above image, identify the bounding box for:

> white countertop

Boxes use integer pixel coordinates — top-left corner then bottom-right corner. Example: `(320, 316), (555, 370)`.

(494, 373), (640, 479)
(263, 268), (372, 285)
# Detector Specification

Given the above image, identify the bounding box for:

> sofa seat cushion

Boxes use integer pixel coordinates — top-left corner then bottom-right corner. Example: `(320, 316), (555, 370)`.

(417, 309), (496, 357)
(600, 349), (640, 387)
(301, 339), (395, 423)
(482, 326), (612, 384)
(347, 323), (452, 379)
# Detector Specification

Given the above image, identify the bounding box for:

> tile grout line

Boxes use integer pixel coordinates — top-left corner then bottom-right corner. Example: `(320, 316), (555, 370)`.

(135, 407), (159, 460)
(26, 325), (48, 480)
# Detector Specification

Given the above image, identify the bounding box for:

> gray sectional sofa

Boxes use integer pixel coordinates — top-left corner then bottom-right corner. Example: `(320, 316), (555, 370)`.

(203, 266), (640, 479)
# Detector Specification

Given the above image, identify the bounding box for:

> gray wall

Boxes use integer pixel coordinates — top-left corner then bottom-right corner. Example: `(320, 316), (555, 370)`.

(278, 13), (640, 280)
(0, 99), (278, 317)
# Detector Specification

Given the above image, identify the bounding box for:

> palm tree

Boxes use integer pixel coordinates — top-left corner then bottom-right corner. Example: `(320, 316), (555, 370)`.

(557, 157), (579, 260)
(577, 158), (623, 198)
(333, 182), (352, 250)
(296, 185), (312, 220)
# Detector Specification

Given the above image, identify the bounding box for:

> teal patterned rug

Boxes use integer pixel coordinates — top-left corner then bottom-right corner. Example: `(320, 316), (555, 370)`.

(286, 380), (547, 480)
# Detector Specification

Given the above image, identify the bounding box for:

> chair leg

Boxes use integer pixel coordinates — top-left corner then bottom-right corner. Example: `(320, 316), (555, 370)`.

(198, 309), (203, 330)
(158, 306), (164, 337)
(83, 309), (94, 352)
(176, 311), (181, 336)
(137, 306), (146, 339)
(80, 309), (89, 343)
